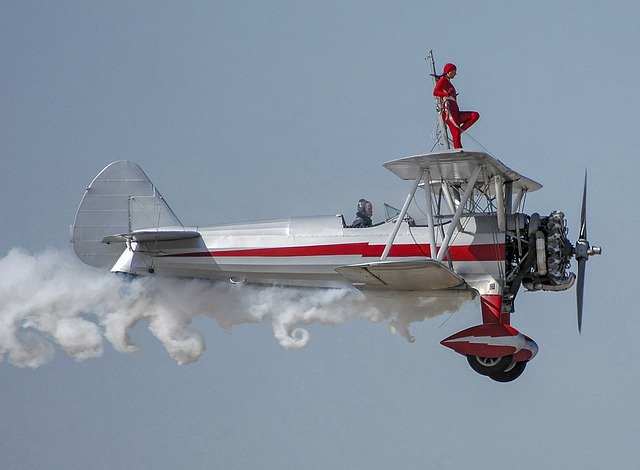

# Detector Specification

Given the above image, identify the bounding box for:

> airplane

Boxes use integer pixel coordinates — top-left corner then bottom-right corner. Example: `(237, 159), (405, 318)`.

(70, 55), (601, 383)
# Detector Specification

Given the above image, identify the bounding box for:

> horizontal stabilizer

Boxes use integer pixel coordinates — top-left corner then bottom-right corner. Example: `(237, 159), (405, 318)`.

(335, 258), (469, 291)
(103, 230), (201, 244)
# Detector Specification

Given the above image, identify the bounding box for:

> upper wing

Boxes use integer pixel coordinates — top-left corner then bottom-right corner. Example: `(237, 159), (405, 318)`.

(335, 258), (472, 291)
(383, 150), (542, 193)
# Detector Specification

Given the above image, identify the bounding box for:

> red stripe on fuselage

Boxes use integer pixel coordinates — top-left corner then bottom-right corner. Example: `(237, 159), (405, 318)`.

(164, 242), (505, 262)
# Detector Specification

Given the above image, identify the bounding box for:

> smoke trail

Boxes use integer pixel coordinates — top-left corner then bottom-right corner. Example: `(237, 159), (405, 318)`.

(0, 248), (473, 368)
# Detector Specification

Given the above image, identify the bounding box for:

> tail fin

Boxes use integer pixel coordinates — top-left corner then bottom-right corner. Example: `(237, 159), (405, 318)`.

(71, 160), (182, 269)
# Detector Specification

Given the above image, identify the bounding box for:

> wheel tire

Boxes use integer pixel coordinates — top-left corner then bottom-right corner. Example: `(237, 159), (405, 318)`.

(466, 354), (513, 376)
(489, 361), (527, 383)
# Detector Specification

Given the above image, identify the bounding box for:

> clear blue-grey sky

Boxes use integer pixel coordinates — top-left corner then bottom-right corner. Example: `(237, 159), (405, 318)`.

(1, 1), (637, 469)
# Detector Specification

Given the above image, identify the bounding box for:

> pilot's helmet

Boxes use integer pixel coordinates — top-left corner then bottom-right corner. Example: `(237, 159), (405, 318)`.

(357, 199), (370, 213)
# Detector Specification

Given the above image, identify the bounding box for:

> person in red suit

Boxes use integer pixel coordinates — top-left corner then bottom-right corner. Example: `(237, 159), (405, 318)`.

(433, 63), (479, 149)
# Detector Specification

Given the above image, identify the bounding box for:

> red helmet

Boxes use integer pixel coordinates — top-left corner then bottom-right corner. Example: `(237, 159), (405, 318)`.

(443, 63), (457, 74)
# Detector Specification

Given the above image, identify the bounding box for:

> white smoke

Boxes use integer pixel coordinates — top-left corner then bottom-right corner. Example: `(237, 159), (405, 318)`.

(0, 248), (473, 368)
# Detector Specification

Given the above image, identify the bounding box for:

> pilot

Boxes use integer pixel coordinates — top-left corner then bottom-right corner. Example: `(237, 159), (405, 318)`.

(432, 63), (480, 149)
(351, 199), (373, 228)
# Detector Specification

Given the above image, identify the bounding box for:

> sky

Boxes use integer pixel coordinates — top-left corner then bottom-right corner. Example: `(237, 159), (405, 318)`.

(1, 1), (638, 469)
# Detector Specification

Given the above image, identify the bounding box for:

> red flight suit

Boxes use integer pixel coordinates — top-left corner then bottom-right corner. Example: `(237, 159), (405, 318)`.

(433, 75), (479, 149)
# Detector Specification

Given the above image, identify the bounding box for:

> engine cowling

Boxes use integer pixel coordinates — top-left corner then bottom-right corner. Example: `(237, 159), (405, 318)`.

(515, 211), (576, 293)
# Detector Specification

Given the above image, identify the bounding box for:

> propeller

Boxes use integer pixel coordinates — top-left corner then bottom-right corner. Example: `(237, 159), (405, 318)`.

(573, 170), (602, 333)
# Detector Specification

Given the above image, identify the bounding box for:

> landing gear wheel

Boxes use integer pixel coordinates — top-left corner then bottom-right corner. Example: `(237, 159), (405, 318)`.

(466, 354), (513, 376)
(489, 361), (527, 383)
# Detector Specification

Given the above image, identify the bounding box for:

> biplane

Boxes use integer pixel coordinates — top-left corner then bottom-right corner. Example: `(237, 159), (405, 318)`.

(70, 54), (601, 382)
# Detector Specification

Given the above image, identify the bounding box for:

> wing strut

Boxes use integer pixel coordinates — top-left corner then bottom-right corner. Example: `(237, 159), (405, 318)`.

(494, 174), (506, 231)
(513, 188), (526, 212)
(436, 164), (482, 262)
(380, 162), (482, 262)
(380, 171), (423, 260)
(423, 167), (437, 259)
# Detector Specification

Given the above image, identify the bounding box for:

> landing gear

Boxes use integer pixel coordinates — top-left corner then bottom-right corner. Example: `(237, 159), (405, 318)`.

(488, 361), (527, 383)
(443, 295), (538, 383)
(466, 354), (513, 376)
(466, 355), (526, 382)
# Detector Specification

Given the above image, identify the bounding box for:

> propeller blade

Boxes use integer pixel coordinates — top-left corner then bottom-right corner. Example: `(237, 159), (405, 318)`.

(579, 170), (588, 240)
(576, 258), (586, 333)
(574, 169), (601, 333)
